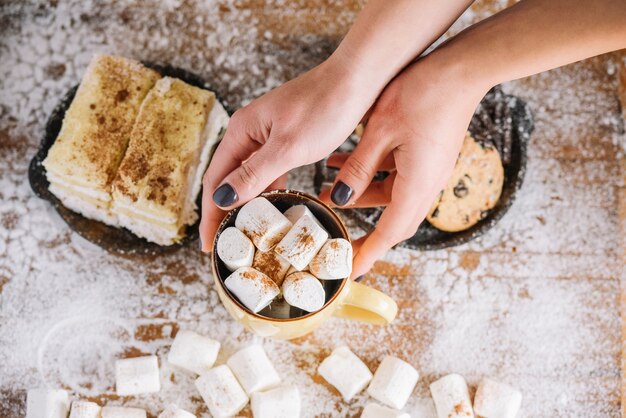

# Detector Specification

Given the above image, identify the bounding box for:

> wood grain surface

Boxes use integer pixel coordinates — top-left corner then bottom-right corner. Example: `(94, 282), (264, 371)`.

(0, 1), (624, 417)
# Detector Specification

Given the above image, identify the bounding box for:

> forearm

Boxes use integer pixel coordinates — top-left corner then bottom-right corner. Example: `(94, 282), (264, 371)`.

(327, 0), (473, 93)
(432, 0), (626, 90)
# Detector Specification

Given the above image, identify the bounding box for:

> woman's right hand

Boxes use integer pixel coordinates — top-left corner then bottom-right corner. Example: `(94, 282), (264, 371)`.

(199, 55), (378, 251)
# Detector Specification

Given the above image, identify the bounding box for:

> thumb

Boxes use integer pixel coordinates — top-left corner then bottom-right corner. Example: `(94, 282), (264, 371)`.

(212, 141), (296, 210)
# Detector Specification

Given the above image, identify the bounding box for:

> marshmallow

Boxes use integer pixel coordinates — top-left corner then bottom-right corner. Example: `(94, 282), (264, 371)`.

(217, 226), (255, 271)
(474, 378), (522, 418)
(283, 204), (326, 230)
(282, 272), (326, 312)
(26, 389), (70, 418)
(309, 238), (352, 280)
(361, 403), (410, 418)
(367, 356), (419, 409)
(227, 344), (281, 394)
(69, 401), (101, 418)
(275, 214), (328, 271)
(224, 267), (280, 313)
(195, 365), (248, 418)
(101, 407), (146, 418)
(235, 197), (292, 252)
(158, 404), (197, 418)
(318, 346), (373, 401)
(251, 385), (301, 418)
(115, 355), (161, 396)
(429, 374), (475, 418)
(252, 249), (291, 286)
(167, 330), (220, 375)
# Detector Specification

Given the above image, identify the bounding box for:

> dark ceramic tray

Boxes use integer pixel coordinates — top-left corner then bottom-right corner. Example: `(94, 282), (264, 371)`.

(29, 64), (229, 256)
(314, 86), (534, 251)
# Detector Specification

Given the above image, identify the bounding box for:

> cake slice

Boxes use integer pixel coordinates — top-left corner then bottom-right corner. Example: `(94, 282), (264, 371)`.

(42, 54), (161, 225)
(111, 77), (229, 245)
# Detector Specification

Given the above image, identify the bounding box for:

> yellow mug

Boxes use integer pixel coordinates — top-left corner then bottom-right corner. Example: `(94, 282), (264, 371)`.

(211, 190), (398, 340)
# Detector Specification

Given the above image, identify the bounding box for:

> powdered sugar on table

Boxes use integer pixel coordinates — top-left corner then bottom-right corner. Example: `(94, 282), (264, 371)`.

(0, 0), (624, 416)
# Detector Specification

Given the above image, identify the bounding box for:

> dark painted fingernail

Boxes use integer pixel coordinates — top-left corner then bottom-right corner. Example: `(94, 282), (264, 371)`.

(213, 183), (238, 207)
(331, 181), (353, 206)
(355, 275), (365, 282)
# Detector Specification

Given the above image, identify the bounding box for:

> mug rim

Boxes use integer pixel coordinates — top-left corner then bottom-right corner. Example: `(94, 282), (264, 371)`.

(212, 189), (350, 322)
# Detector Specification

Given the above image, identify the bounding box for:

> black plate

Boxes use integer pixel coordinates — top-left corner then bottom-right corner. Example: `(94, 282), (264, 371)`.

(314, 86), (534, 251)
(29, 64), (230, 256)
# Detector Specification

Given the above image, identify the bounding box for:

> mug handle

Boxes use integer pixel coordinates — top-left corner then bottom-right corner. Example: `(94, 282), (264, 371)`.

(333, 279), (398, 325)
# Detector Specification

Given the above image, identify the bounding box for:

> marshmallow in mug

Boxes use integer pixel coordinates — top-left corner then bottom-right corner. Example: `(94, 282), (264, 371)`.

(101, 407), (147, 418)
(235, 197), (293, 252)
(167, 330), (220, 375)
(252, 249), (291, 287)
(429, 373), (475, 418)
(157, 404), (197, 418)
(224, 267), (280, 313)
(283, 204), (326, 231)
(26, 389), (70, 418)
(115, 355), (161, 396)
(473, 378), (522, 418)
(275, 214), (328, 271)
(195, 365), (248, 418)
(318, 346), (373, 401)
(227, 344), (281, 394)
(251, 385), (301, 418)
(368, 356), (419, 410)
(309, 238), (352, 280)
(360, 403), (410, 418)
(69, 401), (101, 418)
(216, 227), (255, 272)
(282, 272), (326, 312)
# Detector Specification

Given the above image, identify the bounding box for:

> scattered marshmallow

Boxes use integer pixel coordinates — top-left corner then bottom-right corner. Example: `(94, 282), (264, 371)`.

(224, 267), (280, 313)
(195, 365), (249, 418)
(283, 204), (325, 230)
(167, 330), (220, 375)
(361, 402), (410, 418)
(318, 346), (373, 401)
(282, 272), (326, 312)
(473, 378), (522, 418)
(26, 389), (70, 418)
(309, 238), (352, 280)
(101, 406), (146, 418)
(217, 226), (255, 271)
(252, 249), (291, 286)
(429, 374), (475, 418)
(251, 385), (301, 418)
(69, 401), (101, 418)
(275, 214), (328, 271)
(367, 356), (419, 409)
(227, 344), (281, 394)
(115, 355), (161, 396)
(158, 404), (197, 418)
(235, 197), (292, 252)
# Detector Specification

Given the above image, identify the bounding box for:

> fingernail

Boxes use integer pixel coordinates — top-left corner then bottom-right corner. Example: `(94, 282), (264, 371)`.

(213, 183), (238, 207)
(355, 275), (365, 282)
(331, 181), (353, 206)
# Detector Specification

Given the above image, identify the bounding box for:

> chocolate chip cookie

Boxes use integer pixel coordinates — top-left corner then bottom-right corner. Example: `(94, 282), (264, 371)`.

(427, 133), (504, 232)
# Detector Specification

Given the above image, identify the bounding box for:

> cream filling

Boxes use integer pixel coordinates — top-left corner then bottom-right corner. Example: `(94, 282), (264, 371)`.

(47, 172), (111, 202)
(49, 184), (119, 227)
(115, 212), (180, 246)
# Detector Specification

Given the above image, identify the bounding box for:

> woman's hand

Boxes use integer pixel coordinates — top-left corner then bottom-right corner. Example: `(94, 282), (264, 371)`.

(199, 57), (377, 251)
(319, 53), (490, 278)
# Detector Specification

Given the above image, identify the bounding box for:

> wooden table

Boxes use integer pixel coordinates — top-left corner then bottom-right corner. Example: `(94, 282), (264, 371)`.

(0, 1), (624, 416)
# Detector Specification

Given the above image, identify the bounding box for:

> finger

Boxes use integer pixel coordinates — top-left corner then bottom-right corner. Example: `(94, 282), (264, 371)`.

(350, 146), (450, 278)
(326, 152), (396, 171)
(329, 127), (393, 207)
(199, 114), (263, 251)
(319, 172), (395, 208)
(266, 173), (288, 191)
(214, 139), (297, 210)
